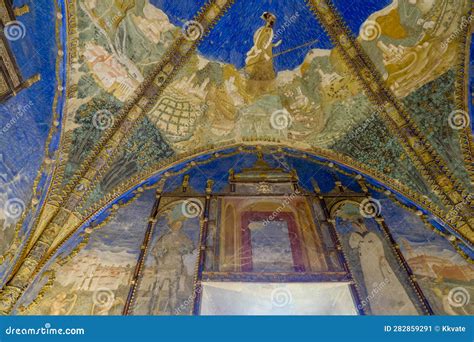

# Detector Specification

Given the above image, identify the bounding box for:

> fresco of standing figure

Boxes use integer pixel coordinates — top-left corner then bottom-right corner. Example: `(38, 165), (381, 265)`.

(245, 11), (282, 95)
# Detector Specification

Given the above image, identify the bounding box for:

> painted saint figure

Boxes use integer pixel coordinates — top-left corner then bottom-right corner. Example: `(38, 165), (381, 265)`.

(245, 12), (281, 95)
(150, 217), (194, 314)
(349, 219), (418, 315)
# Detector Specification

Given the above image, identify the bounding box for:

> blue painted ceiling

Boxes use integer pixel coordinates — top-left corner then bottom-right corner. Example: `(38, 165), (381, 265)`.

(154, 0), (332, 71)
(0, 0), (58, 192)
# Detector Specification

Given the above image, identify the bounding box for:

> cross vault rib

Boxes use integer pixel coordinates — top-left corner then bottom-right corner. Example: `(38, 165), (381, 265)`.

(306, 0), (473, 242)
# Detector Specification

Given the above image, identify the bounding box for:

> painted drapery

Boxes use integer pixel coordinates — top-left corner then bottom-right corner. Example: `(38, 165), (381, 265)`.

(131, 198), (202, 315)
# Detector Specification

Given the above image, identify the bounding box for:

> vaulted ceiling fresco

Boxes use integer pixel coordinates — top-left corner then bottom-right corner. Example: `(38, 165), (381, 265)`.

(0, 0), (472, 315)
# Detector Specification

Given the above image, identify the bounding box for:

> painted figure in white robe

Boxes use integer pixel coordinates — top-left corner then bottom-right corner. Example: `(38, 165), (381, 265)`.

(349, 219), (418, 315)
(245, 12), (281, 95)
(150, 218), (194, 314)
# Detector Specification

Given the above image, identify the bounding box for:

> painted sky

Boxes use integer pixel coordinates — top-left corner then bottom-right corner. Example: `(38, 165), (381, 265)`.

(85, 189), (156, 256)
(153, 0), (333, 71)
(332, 0), (392, 34)
(0, 0), (58, 188)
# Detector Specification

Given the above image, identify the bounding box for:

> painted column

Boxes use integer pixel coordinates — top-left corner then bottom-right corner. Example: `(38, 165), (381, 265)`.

(123, 187), (163, 315)
(192, 180), (213, 315)
(374, 215), (434, 315)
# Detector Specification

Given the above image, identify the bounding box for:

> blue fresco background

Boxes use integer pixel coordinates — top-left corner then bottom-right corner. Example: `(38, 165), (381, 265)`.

(332, 0), (392, 34)
(0, 0), (66, 286)
(153, 0), (333, 71)
(0, 0), (58, 190)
